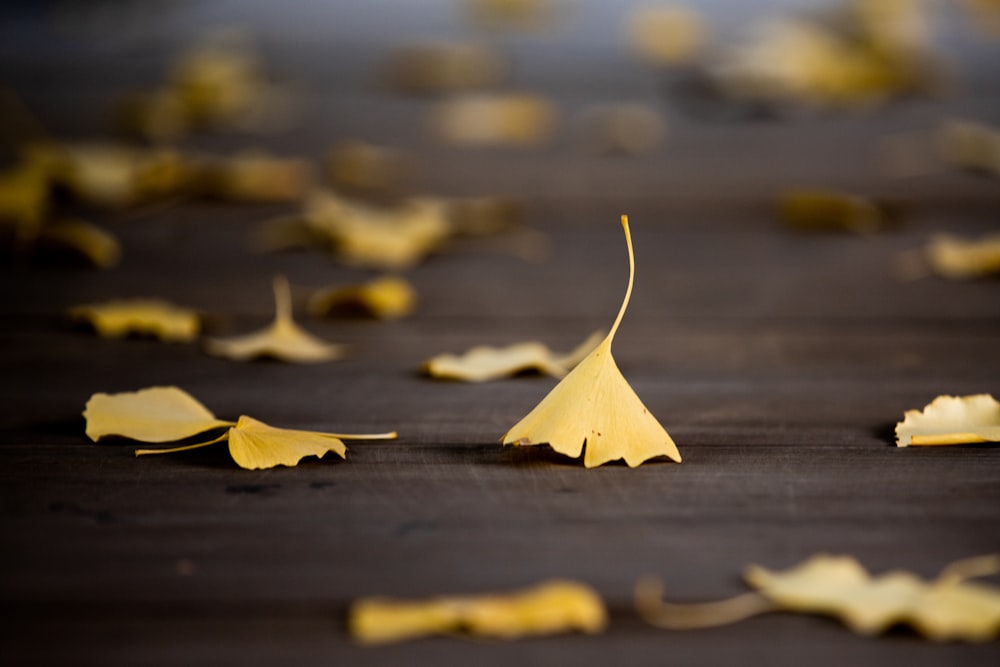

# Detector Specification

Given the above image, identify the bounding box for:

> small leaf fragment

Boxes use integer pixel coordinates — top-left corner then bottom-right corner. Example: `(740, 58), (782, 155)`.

(198, 151), (314, 203)
(350, 579), (607, 645)
(70, 298), (200, 342)
(383, 41), (508, 95)
(502, 216), (681, 468)
(205, 275), (346, 363)
(574, 103), (665, 156)
(83, 386), (233, 443)
(308, 275), (417, 320)
(895, 394), (1000, 447)
(778, 189), (902, 234)
(423, 331), (602, 382)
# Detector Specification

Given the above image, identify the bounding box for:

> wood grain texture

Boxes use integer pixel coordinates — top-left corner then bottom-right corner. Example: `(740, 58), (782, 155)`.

(1, 2), (999, 665)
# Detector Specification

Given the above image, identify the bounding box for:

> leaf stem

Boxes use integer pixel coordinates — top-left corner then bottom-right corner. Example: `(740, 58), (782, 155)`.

(328, 431), (398, 441)
(135, 432), (228, 457)
(634, 575), (776, 630)
(937, 554), (1000, 585)
(273, 274), (292, 323)
(608, 215), (635, 342)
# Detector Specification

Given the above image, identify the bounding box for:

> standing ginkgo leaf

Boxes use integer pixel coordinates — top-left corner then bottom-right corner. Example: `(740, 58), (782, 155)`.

(84, 386), (233, 442)
(205, 275), (346, 363)
(502, 216), (680, 468)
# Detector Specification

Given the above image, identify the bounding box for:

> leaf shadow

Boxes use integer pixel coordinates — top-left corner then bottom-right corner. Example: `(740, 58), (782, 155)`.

(870, 421), (898, 448)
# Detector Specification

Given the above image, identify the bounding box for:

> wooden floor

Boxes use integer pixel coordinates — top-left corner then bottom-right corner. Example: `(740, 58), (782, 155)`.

(1, 2), (999, 665)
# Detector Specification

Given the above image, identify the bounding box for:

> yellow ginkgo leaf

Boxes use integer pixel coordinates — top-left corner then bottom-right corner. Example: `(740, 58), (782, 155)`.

(636, 553), (1000, 642)
(83, 386), (233, 443)
(308, 275), (417, 320)
(198, 151), (314, 203)
(70, 298), (200, 342)
(205, 275), (346, 363)
(39, 220), (122, 269)
(502, 216), (681, 468)
(423, 330), (602, 382)
(895, 394), (1000, 447)
(304, 190), (452, 270)
(350, 579), (607, 645)
(135, 415), (397, 470)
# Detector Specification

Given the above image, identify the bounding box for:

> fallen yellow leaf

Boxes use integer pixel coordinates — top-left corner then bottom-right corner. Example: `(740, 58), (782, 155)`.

(70, 298), (199, 342)
(924, 233), (1000, 280)
(778, 189), (900, 234)
(502, 216), (681, 468)
(430, 93), (556, 147)
(135, 415), (397, 469)
(423, 331), (602, 382)
(636, 553), (1000, 642)
(83, 386), (233, 443)
(624, 3), (707, 66)
(896, 394), (1000, 447)
(198, 151), (314, 203)
(327, 140), (411, 197)
(350, 579), (607, 645)
(304, 190), (451, 269)
(205, 275), (345, 363)
(308, 275), (417, 320)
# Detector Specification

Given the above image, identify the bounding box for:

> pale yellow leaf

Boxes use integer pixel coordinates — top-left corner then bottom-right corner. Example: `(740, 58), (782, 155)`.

(133, 415), (397, 469)
(54, 143), (189, 209)
(936, 120), (1000, 176)
(308, 275), (417, 320)
(502, 216), (681, 468)
(423, 330), (602, 382)
(205, 275), (345, 363)
(40, 220), (122, 269)
(350, 579), (607, 645)
(624, 3), (707, 66)
(636, 553), (1000, 642)
(83, 386), (232, 442)
(226, 415), (348, 470)
(745, 554), (1000, 641)
(895, 394), (1000, 447)
(924, 234), (1000, 280)
(70, 298), (199, 342)
(778, 190), (895, 234)
(430, 93), (556, 147)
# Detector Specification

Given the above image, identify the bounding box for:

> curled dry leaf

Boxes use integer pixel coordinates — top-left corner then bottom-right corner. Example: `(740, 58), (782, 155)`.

(83, 386), (233, 443)
(350, 579), (607, 645)
(70, 298), (199, 342)
(502, 216), (681, 468)
(637, 553), (1000, 642)
(423, 331), (602, 383)
(308, 275), (417, 320)
(40, 220), (122, 269)
(624, 3), (708, 66)
(430, 93), (556, 148)
(383, 41), (508, 95)
(205, 275), (346, 363)
(895, 394), (1000, 447)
